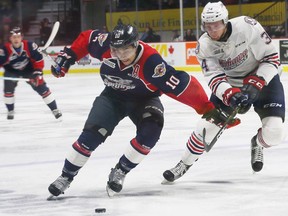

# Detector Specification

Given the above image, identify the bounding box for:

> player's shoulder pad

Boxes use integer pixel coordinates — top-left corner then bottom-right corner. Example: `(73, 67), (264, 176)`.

(0, 47), (7, 65)
(140, 42), (170, 80)
(0, 46), (7, 57)
(230, 16), (261, 34)
(139, 41), (159, 59)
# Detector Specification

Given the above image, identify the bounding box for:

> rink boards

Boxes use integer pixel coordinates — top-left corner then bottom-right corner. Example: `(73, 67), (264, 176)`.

(0, 40), (288, 75)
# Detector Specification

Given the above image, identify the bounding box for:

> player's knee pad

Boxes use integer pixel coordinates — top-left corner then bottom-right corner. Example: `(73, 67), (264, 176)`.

(258, 117), (284, 147)
(76, 127), (109, 153)
(137, 110), (164, 148)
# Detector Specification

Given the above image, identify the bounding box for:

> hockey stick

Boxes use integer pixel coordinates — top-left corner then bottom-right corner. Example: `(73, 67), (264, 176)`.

(203, 106), (240, 152)
(38, 21), (60, 69)
(40, 21), (60, 51)
(0, 77), (30, 81)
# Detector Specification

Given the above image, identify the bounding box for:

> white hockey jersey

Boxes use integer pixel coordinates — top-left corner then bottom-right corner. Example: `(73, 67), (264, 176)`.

(196, 16), (280, 101)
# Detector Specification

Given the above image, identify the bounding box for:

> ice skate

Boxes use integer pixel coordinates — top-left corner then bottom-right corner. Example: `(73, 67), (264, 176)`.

(7, 110), (14, 120)
(52, 109), (62, 120)
(47, 175), (73, 200)
(251, 135), (263, 172)
(106, 164), (126, 197)
(162, 160), (191, 184)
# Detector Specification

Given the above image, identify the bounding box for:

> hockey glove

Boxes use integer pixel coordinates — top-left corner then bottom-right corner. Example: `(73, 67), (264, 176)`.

(29, 71), (44, 87)
(51, 47), (76, 78)
(202, 108), (240, 129)
(223, 87), (251, 114)
(241, 75), (265, 103)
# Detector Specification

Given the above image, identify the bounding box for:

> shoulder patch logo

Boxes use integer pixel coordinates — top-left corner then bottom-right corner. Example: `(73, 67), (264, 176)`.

(98, 33), (109, 47)
(32, 42), (38, 50)
(244, 16), (257, 26)
(153, 62), (166, 78)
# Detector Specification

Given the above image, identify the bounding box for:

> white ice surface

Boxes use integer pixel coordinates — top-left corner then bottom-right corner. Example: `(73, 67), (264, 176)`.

(1, 73), (288, 216)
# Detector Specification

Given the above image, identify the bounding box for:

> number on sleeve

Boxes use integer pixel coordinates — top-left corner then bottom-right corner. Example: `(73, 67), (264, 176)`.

(201, 59), (209, 72)
(166, 75), (180, 89)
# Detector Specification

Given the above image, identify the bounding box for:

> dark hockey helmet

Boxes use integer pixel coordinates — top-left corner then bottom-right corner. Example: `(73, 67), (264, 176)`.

(110, 24), (138, 48)
(10, 26), (22, 35)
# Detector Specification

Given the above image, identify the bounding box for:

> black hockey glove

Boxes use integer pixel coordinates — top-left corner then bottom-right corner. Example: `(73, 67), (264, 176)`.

(202, 108), (240, 129)
(241, 75), (265, 104)
(223, 87), (251, 114)
(51, 47), (76, 78)
(29, 71), (44, 87)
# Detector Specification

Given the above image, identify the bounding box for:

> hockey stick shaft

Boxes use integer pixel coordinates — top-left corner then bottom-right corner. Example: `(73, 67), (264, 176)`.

(0, 77), (30, 81)
(37, 21), (60, 69)
(41, 21), (60, 50)
(203, 106), (240, 152)
(41, 49), (59, 68)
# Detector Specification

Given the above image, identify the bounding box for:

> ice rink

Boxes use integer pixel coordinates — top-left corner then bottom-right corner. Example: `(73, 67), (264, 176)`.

(1, 72), (288, 216)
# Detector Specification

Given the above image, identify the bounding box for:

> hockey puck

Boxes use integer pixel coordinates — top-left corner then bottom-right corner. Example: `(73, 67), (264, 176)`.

(95, 208), (106, 213)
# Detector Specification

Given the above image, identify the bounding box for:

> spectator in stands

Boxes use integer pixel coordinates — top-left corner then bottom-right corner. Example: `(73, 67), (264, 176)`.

(223, 0), (238, 5)
(40, 18), (52, 46)
(140, 26), (160, 42)
(2, 22), (11, 44)
(171, 29), (181, 41)
(101, 25), (109, 33)
(163, 0), (179, 9)
(184, 29), (196, 41)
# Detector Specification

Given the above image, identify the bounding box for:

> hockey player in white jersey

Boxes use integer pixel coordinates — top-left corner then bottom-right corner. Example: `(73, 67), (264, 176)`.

(163, 1), (285, 182)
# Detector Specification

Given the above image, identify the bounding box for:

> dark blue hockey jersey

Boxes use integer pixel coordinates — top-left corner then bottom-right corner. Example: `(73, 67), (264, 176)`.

(0, 40), (44, 75)
(66, 30), (214, 114)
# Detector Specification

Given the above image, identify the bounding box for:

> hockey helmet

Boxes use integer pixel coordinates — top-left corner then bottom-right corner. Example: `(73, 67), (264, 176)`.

(201, 1), (228, 31)
(110, 24), (138, 48)
(10, 26), (22, 35)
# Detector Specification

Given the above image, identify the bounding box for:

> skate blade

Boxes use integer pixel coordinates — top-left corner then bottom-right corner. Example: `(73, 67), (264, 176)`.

(161, 179), (174, 185)
(106, 185), (117, 197)
(56, 116), (63, 122)
(47, 194), (57, 201)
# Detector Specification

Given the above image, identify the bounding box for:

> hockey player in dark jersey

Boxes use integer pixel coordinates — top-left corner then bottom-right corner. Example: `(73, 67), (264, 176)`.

(1, 26), (62, 120)
(48, 24), (239, 197)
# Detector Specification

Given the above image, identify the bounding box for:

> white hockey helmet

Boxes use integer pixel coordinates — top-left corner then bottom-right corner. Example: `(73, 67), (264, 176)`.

(201, 1), (229, 31)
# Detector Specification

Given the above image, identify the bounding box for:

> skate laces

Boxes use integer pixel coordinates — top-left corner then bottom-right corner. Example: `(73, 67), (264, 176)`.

(52, 109), (62, 119)
(170, 161), (189, 177)
(252, 141), (263, 162)
(52, 176), (71, 191)
(109, 167), (126, 184)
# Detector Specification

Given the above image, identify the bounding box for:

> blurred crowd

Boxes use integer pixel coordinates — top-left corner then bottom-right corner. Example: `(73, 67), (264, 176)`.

(112, 0), (277, 11)
(0, 0), (286, 47)
(0, 0), (17, 46)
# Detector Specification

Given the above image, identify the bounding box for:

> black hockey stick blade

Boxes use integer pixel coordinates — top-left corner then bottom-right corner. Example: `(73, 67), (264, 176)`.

(203, 106), (240, 152)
